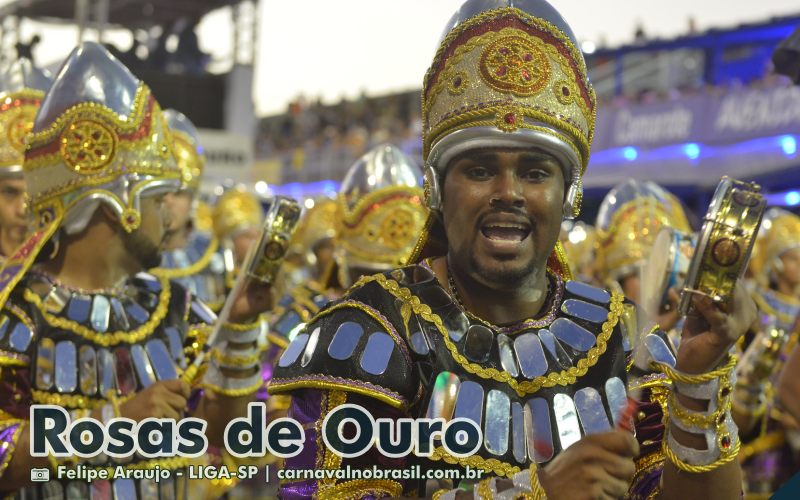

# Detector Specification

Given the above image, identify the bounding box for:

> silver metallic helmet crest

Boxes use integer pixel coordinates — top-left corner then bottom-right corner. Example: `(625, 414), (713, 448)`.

(0, 59), (52, 178)
(164, 109), (205, 193)
(24, 42), (181, 236)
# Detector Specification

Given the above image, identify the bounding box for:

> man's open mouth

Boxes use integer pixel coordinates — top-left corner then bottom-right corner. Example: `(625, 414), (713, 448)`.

(480, 222), (531, 242)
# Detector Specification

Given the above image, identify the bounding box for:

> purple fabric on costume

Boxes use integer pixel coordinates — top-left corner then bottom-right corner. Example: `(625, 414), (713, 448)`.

(0, 423), (21, 477)
(280, 390), (324, 499)
(187, 387), (204, 412)
(628, 466), (662, 500)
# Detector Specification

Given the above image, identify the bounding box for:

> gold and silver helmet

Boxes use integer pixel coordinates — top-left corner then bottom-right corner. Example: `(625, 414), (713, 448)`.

(24, 42), (180, 237)
(164, 109), (204, 193)
(595, 180), (691, 284)
(212, 185), (264, 242)
(413, 0), (594, 275)
(749, 208), (800, 287)
(337, 143), (427, 274)
(0, 59), (52, 178)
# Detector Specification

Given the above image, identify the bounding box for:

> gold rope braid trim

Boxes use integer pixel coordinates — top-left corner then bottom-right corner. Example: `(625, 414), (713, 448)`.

(0, 418), (24, 478)
(267, 332), (289, 349)
(428, 446), (521, 477)
(318, 479), (404, 500)
(210, 348), (261, 367)
(224, 315), (264, 332)
(151, 235), (220, 279)
(201, 375), (264, 397)
(268, 378), (406, 410)
(320, 390), (347, 487)
(662, 427), (741, 474)
(654, 355), (737, 385)
(290, 288), (321, 316)
(23, 276), (171, 347)
(31, 390), (134, 409)
(0, 350), (27, 367)
(752, 292), (797, 328)
(357, 273), (622, 397)
(627, 374), (670, 393)
(425, 108), (588, 171)
(738, 430), (785, 462)
(552, 240), (574, 281)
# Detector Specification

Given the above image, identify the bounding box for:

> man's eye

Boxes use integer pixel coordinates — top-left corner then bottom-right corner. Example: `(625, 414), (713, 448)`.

(522, 169), (549, 182)
(467, 166), (492, 179)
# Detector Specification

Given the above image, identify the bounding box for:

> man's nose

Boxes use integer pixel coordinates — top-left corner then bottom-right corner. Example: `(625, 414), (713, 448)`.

(491, 171), (524, 207)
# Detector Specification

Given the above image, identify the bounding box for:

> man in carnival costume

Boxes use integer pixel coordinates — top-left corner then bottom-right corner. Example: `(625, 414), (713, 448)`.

(152, 110), (233, 312)
(0, 43), (271, 500)
(269, 1), (755, 498)
(735, 208), (800, 497)
(212, 184), (264, 269)
(594, 180), (694, 333)
(0, 60), (51, 262)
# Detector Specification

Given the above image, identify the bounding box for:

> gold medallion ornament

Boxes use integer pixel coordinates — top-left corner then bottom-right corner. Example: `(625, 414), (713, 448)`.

(0, 90), (44, 170)
(59, 119), (117, 173)
(479, 35), (550, 96)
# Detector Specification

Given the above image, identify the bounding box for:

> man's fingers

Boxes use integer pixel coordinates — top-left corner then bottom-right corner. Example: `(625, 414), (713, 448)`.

(162, 390), (188, 411)
(591, 431), (640, 458)
(159, 379), (191, 398)
(601, 477), (632, 499)
(691, 294), (727, 330)
(588, 449), (637, 481)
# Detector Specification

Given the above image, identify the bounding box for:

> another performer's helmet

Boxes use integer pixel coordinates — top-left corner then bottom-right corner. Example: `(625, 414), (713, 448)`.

(413, 0), (595, 273)
(0, 59), (52, 179)
(212, 185), (264, 242)
(336, 143), (427, 277)
(749, 208), (800, 288)
(290, 197), (338, 263)
(561, 220), (596, 280)
(595, 179), (691, 285)
(24, 42), (180, 237)
(164, 109), (204, 193)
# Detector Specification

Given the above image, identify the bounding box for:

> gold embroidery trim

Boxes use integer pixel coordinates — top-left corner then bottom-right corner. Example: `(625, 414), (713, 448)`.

(268, 378), (405, 410)
(31, 390), (134, 409)
(151, 235), (219, 279)
(23, 276), (171, 347)
(201, 376), (263, 397)
(224, 315), (265, 332)
(319, 390), (347, 487)
(355, 273), (622, 397)
(318, 479), (403, 500)
(428, 447), (521, 477)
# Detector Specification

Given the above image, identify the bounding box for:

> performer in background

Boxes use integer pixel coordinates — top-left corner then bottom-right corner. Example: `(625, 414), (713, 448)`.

(212, 184), (264, 270)
(0, 60), (51, 262)
(560, 220), (597, 285)
(269, 1), (755, 498)
(736, 208), (800, 498)
(0, 43), (271, 500)
(152, 110), (233, 311)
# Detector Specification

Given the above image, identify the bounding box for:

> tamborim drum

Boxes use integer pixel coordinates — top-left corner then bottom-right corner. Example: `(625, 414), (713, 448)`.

(679, 177), (765, 315)
(246, 196), (303, 284)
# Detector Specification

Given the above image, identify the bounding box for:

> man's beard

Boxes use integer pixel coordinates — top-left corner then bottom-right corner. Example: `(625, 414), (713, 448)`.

(468, 252), (535, 289)
(122, 230), (162, 270)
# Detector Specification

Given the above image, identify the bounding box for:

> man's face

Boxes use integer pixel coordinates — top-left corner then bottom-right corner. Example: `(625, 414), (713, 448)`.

(122, 194), (168, 270)
(442, 148), (565, 289)
(0, 178), (28, 245)
(163, 191), (193, 232)
(778, 248), (800, 289)
(233, 228), (260, 265)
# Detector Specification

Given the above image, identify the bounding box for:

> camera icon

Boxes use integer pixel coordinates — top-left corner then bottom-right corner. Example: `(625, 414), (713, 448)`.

(30, 468), (49, 482)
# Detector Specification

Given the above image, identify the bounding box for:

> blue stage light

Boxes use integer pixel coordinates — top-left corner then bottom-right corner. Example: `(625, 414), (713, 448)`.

(781, 136), (797, 156)
(622, 147), (638, 161)
(683, 143), (701, 160)
(785, 191), (800, 206)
